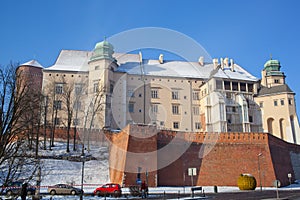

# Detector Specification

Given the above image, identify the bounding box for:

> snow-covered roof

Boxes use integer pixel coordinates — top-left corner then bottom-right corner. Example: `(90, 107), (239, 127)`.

(44, 50), (92, 72)
(43, 50), (258, 82)
(210, 66), (259, 81)
(20, 60), (43, 68)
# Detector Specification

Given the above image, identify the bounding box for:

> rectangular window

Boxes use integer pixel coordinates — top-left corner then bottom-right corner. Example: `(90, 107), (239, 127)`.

(110, 81), (114, 93)
(249, 115), (253, 123)
(173, 122), (179, 129)
(160, 121), (165, 126)
(93, 82), (99, 93)
(248, 83), (253, 92)
(75, 84), (83, 95)
(128, 89), (135, 97)
(232, 82), (238, 91)
(192, 91), (200, 100)
(172, 104), (180, 115)
(224, 81), (231, 90)
(288, 98), (293, 105)
(129, 102), (134, 113)
(193, 106), (199, 115)
(53, 100), (62, 110)
(195, 122), (201, 130)
(74, 100), (81, 110)
(172, 91), (179, 100)
(216, 80), (223, 90)
(274, 79), (280, 83)
(151, 104), (158, 113)
(240, 83), (246, 92)
(280, 99), (284, 106)
(55, 84), (63, 94)
(54, 117), (60, 125)
(151, 89), (158, 99)
(274, 100), (278, 106)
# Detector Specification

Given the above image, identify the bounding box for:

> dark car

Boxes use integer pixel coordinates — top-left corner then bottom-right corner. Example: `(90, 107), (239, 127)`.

(93, 183), (122, 197)
(47, 184), (83, 195)
(1, 181), (36, 196)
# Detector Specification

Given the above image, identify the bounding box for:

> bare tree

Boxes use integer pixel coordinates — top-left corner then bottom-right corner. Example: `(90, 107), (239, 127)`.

(83, 82), (107, 153)
(0, 62), (39, 186)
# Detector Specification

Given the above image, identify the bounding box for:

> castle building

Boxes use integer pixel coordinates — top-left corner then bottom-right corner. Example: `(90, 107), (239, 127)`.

(20, 40), (300, 144)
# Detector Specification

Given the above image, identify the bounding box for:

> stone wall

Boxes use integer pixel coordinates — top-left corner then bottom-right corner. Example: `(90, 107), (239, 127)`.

(108, 125), (300, 187)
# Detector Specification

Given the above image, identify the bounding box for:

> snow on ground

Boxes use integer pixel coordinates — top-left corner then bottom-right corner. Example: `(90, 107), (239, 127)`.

(2, 141), (300, 199)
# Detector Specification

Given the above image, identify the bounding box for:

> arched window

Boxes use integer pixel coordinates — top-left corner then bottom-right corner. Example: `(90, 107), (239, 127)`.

(279, 118), (285, 140)
(290, 115), (297, 144)
(267, 118), (274, 134)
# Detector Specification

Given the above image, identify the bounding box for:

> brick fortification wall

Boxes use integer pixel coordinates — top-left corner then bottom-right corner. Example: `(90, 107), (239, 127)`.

(109, 124), (300, 187)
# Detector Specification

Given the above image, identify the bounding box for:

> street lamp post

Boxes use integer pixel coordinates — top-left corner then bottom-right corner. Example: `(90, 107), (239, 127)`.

(258, 153), (262, 191)
(80, 154), (85, 200)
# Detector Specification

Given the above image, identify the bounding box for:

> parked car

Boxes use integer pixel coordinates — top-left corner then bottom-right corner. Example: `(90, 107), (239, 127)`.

(93, 183), (122, 197)
(1, 181), (36, 196)
(47, 184), (83, 195)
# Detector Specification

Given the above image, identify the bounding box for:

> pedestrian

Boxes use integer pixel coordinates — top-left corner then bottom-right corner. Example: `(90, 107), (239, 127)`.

(141, 181), (147, 199)
(21, 182), (28, 200)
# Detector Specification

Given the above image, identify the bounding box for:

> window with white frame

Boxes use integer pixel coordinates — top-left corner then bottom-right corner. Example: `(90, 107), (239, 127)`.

(172, 90), (179, 100)
(172, 104), (180, 115)
(192, 91), (200, 100)
(151, 104), (158, 113)
(53, 100), (62, 110)
(193, 106), (200, 115)
(128, 102), (134, 113)
(195, 122), (201, 129)
(151, 89), (158, 99)
(173, 122), (179, 129)
(55, 83), (63, 94)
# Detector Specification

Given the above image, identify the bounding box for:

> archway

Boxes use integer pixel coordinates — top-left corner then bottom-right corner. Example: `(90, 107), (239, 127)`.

(267, 118), (274, 134)
(290, 115), (296, 144)
(279, 118), (285, 140)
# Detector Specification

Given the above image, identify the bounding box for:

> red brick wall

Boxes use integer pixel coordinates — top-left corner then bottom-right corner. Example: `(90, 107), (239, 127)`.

(108, 125), (300, 187)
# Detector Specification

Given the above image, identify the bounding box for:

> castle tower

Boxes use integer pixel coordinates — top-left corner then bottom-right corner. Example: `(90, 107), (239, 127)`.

(255, 58), (300, 144)
(87, 40), (118, 129)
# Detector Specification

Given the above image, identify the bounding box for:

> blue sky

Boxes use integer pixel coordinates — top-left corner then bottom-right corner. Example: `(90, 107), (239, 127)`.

(1, 0), (300, 116)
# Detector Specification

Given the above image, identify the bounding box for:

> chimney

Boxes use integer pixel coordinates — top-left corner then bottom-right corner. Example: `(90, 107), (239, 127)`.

(198, 56), (204, 66)
(213, 58), (219, 69)
(159, 54), (163, 64)
(220, 58), (224, 70)
(230, 59), (234, 71)
(224, 57), (229, 67)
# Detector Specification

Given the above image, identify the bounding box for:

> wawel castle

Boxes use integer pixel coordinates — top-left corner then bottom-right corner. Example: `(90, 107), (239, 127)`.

(19, 40), (300, 144)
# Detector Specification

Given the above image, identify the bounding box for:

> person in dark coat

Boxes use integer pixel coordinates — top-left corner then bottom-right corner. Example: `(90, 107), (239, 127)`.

(21, 182), (28, 200)
(141, 181), (147, 198)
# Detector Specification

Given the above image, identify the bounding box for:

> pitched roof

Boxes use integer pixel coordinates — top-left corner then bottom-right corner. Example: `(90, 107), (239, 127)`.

(43, 50), (258, 81)
(20, 60), (43, 68)
(257, 84), (294, 96)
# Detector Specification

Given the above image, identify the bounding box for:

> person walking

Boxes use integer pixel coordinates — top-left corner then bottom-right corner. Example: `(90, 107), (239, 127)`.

(21, 182), (28, 200)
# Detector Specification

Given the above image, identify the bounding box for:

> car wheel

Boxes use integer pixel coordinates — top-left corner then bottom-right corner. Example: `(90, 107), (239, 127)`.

(6, 190), (12, 196)
(50, 190), (56, 195)
(96, 191), (101, 197)
(114, 190), (120, 197)
(71, 190), (76, 195)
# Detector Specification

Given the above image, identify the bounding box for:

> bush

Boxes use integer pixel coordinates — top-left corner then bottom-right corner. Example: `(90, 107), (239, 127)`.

(237, 174), (257, 190)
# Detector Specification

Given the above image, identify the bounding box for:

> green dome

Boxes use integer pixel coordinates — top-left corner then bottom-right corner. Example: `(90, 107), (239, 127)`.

(264, 59), (280, 68)
(90, 39), (115, 62)
(95, 40), (114, 50)
(263, 59), (284, 76)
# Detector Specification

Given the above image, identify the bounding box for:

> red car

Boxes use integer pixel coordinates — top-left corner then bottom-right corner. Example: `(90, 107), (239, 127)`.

(93, 183), (122, 197)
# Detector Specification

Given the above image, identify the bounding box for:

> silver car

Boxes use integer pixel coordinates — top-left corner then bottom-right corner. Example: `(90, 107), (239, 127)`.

(47, 184), (83, 195)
